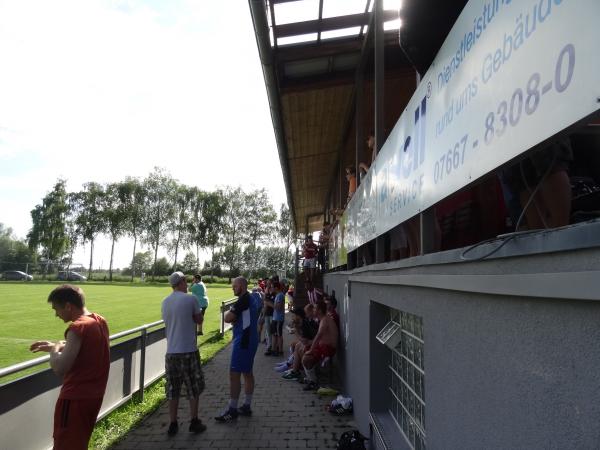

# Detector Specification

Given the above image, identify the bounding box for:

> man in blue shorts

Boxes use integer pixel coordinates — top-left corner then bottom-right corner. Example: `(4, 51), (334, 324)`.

(215, 276), (260, 422)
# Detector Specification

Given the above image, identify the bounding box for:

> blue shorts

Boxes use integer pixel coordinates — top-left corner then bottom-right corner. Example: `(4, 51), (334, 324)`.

(231, 344), (258, 373)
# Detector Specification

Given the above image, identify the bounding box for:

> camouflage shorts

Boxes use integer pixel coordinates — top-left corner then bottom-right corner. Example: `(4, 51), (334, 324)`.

(165, 351), (205, 400)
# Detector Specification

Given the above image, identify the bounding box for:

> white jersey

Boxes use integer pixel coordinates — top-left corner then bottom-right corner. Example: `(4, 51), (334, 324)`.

(161, 290), (200, 354)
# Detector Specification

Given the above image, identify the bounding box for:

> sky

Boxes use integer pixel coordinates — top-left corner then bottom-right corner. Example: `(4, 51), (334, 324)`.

(0, 0), (287, 269)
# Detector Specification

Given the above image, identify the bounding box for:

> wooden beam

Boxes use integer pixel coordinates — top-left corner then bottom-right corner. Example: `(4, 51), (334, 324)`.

(275, 10), (398, 39)
(280, 70), (356, 93)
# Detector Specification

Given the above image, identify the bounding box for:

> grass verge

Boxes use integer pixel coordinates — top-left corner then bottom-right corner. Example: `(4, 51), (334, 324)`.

(89, 329), (232, 450)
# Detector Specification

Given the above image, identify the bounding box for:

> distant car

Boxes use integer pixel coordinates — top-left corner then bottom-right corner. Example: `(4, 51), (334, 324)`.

(57, 271), (87, 281)
(2, 270), (33, 281)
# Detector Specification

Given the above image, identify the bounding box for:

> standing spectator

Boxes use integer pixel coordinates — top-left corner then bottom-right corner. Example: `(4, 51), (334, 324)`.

(30, 285), (110, 450)
(162, 272), (206, 436)
(318, 221), (331, 272)
(286, 284), (295, 311)
(190, 274), (209, 335)
(302, 235), (318, 283)
(271, 279), (287, 357)
(263, 279), (275, 355)
(215, 277), (260, 421)
(358, 132), (376, 181)
(345, 166), (357, 204)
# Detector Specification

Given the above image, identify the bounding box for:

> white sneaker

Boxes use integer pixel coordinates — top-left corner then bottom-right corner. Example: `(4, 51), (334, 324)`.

(275, 363), (290, 373)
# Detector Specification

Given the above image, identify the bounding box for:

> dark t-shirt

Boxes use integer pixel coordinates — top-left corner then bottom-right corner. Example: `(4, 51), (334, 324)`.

(264, 292), (274, 316)
(231, 292), (259, 349)
(301, 318), (318, 340)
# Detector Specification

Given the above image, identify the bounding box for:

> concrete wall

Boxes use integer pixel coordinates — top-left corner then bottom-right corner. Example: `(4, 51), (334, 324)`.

(325, 224), (600, 449)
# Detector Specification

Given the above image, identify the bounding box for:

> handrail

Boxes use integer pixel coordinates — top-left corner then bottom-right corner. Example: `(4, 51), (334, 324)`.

(220, 297), (238, 334)
(109, 320), (164, 341)
(0, 319), (165, 379)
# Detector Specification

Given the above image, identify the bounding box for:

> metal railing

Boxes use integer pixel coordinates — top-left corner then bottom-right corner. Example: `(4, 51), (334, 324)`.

(220, 297), (238, 334)
(0, 319), (164, 383)
(0, 319), (167, 450)
(0, 300), (238, 450)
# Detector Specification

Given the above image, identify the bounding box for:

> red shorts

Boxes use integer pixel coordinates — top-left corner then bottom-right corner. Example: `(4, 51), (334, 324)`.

(53, 397), (103, 450)
(310, 342), (336, 362)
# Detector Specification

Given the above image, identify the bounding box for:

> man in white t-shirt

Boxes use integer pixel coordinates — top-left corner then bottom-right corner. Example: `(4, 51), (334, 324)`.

(162, 271), (206, 436)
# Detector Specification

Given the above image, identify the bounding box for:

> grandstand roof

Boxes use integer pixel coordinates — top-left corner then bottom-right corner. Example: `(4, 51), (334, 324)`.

(249, 0), (467, 233)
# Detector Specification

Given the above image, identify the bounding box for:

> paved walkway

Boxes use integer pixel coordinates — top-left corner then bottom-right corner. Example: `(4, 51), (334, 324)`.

(111, 329), (355, 449)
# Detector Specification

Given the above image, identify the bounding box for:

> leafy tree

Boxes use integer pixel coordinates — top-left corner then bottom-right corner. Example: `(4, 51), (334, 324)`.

(203, 190), (226, 281)
(63, 194), (80, 273)
(168, 184), (193, 271)
(0, 224), (36, 271)
(220, 187), (247, 282)
(202, 259), (222, 277)
(124, 250), (153, 276)
(151, 257), (171, 276)
(71, 182), (106, 280)
(28, 180), (70, 276)
(187, 187), (208, 269)
(179, 251), (198, 274)
(120, 177), (146, 281)
(103, 182), (129, 281)
(242, 188), (276, 278)
(277, 203), (294, 274)
(142, 168), (176, 280)
(219, 244), (242, 279)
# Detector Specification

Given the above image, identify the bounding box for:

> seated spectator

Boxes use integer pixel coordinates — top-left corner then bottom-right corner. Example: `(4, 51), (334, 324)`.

(279, 306), (319, 379)
(300, 300), (338, 391)
(276, 306), (318, 374)
(324, 292), (339, 330)
(304, 303), (319, 333)
(305, 279), (323, 305)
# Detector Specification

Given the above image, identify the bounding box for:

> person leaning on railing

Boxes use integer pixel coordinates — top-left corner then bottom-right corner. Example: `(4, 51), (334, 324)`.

(30, 284), (110, 450)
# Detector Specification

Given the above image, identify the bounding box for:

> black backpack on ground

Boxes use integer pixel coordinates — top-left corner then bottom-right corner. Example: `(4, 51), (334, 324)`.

(336, 430), (368, 450)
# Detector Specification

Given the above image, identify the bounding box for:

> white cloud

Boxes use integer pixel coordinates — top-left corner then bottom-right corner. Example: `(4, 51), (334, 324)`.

(0, 0), (286, 268)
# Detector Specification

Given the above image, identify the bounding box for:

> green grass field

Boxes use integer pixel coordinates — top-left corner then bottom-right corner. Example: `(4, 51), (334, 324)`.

(0, 281), (236, 372)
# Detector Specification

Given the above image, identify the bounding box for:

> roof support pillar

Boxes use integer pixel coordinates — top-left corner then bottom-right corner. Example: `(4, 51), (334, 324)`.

(374, 0), (386, 263)
(412, 71), (438, 255)
(374, 0), (385, 154)
(355, 69), (364, 187)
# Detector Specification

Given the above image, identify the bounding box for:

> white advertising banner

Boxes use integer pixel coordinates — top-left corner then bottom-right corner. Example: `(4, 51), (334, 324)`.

(344, 0), (600, 253)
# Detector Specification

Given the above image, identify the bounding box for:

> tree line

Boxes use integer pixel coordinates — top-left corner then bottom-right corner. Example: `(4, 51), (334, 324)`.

(26, 168), (294, 281)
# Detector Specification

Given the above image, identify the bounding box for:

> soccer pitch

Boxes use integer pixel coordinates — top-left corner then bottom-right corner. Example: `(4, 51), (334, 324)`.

(0, 282), (235, 372)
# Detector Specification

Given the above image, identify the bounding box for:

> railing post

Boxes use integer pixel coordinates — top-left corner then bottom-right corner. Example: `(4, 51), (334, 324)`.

(138, 328), (147, 402)
(220, 300), (225, 335)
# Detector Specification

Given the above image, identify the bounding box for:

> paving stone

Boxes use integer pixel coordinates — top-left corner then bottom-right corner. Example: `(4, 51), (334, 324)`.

(110, 320), (355, 450)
